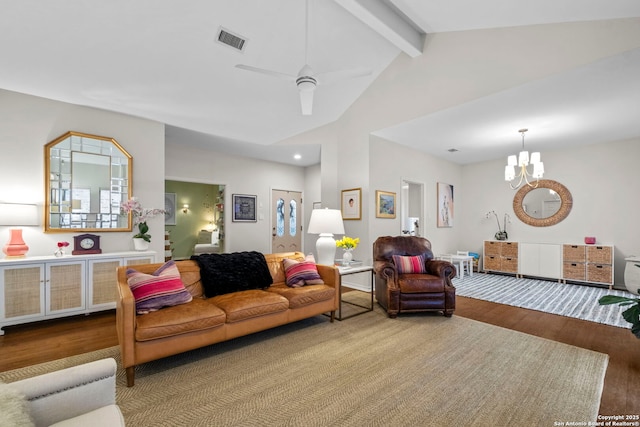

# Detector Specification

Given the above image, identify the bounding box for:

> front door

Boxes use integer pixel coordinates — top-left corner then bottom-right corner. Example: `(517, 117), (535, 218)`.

(271, 189), (302, 253)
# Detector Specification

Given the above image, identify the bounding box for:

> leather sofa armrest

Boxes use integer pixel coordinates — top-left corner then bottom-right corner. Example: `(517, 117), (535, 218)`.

(116, 267), (136, 371)
(374, 260), (398, 289)
(425, 259), (456, 281)
(316, 264), (339, 288)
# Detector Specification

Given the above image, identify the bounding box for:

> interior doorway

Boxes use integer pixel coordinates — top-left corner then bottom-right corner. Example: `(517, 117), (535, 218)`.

(271, 189), (302, 253)
(401, 180), (424, 236)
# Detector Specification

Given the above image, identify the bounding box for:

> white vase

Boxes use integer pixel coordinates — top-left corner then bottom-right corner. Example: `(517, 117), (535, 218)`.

(133, 238), (150, 251)
(342, 249), (353, 266)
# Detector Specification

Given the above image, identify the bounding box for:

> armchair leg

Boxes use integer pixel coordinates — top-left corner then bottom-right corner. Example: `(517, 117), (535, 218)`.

(126, 366), (135, 387)
(443, 310), (454, 317)
(330, 310), (335, 323)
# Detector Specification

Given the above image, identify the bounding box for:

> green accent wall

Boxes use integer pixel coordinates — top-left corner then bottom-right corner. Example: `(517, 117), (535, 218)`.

(164, 180), (224, 259)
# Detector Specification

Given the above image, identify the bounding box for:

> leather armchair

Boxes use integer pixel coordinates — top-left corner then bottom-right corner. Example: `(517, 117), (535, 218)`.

(373, 236), (456, 318)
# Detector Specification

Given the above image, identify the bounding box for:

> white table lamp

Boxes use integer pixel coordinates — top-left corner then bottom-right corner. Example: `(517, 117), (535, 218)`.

(307, 208), (345, 265)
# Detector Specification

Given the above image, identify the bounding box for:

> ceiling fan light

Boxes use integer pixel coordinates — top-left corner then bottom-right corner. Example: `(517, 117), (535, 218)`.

(299, 89), (314, 115)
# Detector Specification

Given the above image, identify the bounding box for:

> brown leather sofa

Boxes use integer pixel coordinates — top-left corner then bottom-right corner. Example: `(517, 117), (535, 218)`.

(373, 236), (456, 318)
(116, 252), (339, 386)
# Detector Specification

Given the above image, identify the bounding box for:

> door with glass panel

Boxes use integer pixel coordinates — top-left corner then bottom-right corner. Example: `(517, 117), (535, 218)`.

(271, 190), (302, 253)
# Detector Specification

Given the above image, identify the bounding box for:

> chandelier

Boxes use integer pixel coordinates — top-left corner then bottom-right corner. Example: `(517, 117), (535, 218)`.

(504, 128), (544, 189)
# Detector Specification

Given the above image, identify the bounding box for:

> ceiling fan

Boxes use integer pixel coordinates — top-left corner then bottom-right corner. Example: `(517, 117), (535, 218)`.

(235, 0), (372, 115)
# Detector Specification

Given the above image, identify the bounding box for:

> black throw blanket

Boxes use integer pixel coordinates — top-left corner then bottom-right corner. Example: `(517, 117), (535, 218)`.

(191, 251), (273, 297)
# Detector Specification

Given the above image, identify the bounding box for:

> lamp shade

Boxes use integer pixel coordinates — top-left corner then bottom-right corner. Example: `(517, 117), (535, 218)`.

(0, 203), (39, 226)
(307, 208), (345, 235)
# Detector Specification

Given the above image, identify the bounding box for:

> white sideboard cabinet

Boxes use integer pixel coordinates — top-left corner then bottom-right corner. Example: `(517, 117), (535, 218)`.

(483, 240), (614, 288)
(0, 251), (156, 334)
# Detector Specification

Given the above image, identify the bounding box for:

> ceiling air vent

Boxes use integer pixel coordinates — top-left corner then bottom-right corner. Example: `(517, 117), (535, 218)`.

(217, 27), (247, 52)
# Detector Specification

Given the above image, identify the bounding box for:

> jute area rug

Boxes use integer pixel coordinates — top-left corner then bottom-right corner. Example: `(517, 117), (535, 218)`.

(453, 272), (633, 329)
(0, 300), (608, 427)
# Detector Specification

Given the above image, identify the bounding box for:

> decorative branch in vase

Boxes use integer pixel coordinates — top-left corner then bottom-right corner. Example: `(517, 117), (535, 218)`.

(486, 210), (510, 240)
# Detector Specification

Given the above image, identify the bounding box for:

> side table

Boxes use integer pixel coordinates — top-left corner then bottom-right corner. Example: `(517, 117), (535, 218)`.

(335, 264), (374, 320)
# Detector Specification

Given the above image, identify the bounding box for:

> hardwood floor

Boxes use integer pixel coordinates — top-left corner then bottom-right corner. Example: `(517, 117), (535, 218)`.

(1, 297), (639, 416)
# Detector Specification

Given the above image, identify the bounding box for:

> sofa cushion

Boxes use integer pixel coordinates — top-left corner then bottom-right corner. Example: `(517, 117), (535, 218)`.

(267, 284), (335, 309)
(126, 260), (193, 314)
(392, 254), (427, 274)
(208, 290), (288, 323)
(282, 258), (324, 287)
(192, 251), (273, 297)
(135, 298), (226, 341)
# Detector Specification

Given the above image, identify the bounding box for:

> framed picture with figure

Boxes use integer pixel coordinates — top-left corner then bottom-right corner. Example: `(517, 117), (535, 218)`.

(437, 182), (454, 228)
(341, 188), (362, 220)
(164, 193), (176, 225)
(375, 190), (396, 219)
(232, 194), (257, 222)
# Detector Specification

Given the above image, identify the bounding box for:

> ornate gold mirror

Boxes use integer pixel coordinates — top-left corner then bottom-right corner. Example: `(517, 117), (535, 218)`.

(45, 131), (132, 232)
(513, 179), (572, 227)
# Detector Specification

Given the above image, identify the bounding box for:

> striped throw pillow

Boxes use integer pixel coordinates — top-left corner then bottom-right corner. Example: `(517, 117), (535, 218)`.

(283, 258), (324, 288)
(126, 260), (193, 314)
(392, 254), (427, 274)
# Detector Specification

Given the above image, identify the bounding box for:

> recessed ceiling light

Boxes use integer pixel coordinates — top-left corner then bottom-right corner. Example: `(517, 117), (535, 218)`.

(294, 154), (302, 160)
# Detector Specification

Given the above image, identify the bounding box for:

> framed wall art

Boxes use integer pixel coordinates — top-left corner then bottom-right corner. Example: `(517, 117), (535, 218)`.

(341, 188), (362, 220)
(437, 182), (454, 228)
(164, 193), (176, 225)
(232, 194), (257, 222)
(375, 190), (396, 219)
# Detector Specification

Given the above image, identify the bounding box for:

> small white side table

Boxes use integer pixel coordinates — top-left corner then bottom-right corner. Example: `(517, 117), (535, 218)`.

(335, 264), (374, 320)
(437, 254), (473, 279)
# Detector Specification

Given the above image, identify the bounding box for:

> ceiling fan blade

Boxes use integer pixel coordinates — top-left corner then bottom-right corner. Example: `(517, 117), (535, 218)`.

(299, 88), (314, 116)
(317, 67), (372, 85)
(235, 64), (295, 81)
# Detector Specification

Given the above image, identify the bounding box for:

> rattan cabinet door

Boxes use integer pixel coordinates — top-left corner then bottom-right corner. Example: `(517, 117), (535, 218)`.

(45, 261), (86, 315)
(1, 264), (45, 321)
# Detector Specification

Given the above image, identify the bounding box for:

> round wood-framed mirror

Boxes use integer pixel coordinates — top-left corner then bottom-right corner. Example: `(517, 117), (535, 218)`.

(513, 179), (572, 227)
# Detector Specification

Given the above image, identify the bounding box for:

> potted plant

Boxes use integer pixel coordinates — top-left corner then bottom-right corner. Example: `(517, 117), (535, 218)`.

(598, 293), (640, 338)
(486, 210), (510, 240)
(121, 198), (165, 250)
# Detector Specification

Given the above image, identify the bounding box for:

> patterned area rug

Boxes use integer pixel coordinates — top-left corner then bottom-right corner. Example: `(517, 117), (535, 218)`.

(453, 273), (634, 329)
(0, 307), (608, 426)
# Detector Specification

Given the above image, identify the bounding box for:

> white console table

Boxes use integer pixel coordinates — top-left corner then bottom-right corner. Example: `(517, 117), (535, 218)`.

(0, 251), (156, 334)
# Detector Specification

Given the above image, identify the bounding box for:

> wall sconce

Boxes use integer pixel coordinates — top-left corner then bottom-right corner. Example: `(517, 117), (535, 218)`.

(182, 204), (189, 213)
(0, 203), (39, 258)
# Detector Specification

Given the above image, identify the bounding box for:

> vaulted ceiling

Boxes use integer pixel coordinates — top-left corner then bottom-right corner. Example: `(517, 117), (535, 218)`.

(1, 0), (639, 166)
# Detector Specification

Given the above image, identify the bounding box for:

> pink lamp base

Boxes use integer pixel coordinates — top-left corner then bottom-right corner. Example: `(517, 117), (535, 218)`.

(3, 228), (29, 258)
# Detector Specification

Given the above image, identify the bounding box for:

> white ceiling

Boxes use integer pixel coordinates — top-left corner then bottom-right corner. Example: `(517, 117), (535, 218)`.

(1, 0), (639, 166)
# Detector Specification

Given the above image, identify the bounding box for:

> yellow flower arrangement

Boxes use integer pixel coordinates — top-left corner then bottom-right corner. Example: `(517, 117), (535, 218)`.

(336, 236), (359, 250)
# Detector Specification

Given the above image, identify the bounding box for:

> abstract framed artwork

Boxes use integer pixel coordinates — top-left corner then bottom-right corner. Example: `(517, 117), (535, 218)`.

(437, 182), (454, 228)
(375, 190), (396, 219)
(232, 194), (257, 222)
(164, 193), (176, 225)
(341, 188), (362, 220)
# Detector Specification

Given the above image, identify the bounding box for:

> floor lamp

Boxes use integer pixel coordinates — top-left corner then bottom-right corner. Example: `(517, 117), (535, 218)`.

(0, 203), (39, 258)
(307, 208), (345, 266)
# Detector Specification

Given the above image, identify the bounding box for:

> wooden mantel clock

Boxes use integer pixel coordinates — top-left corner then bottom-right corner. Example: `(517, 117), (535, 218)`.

(72, 233), (102, 255)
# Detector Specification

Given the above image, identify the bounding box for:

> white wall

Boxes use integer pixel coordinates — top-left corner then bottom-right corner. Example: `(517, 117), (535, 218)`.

(0, 89), (165, 258)
(460, 138), (640, 286)
(164, 142), (307, 254)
